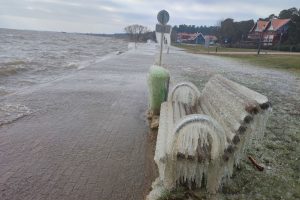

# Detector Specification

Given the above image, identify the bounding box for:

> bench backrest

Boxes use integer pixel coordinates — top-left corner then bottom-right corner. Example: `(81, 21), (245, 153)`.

(199, 75), (271, 163)
(168, 75), (271, 164)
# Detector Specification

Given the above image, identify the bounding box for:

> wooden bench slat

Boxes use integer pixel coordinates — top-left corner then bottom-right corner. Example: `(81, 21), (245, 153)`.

(213, 75), (270, 109)
(203, 78), (256, 120)
(153, 75), (271, 195)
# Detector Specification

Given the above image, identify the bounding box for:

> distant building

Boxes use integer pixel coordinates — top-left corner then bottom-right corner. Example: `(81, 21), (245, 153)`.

(248, 18), (290, 46)
(177, 32), (217, 45)
(204, 35), (218, 45)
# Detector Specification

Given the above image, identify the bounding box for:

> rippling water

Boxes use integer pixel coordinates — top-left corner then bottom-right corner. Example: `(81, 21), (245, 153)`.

(0, 28), (127, 126)
(0, 28), (127, 95)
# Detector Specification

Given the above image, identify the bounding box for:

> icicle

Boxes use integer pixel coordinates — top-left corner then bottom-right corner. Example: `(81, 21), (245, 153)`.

(148, 75), (272, 200)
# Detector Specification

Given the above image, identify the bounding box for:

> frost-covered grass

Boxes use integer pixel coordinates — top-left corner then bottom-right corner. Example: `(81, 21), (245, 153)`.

(175, 44), (300, 72)
(174, 43), (258, 53)
(184, 73), (299, 199)
(218, 54), (300, 71)
(159, 52), (300, 199)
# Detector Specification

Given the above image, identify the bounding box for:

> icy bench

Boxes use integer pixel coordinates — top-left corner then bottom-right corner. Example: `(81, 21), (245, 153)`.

(154, 74), (271, 193)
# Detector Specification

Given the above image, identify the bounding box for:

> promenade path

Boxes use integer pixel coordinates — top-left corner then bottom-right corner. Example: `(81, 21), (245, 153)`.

(205, 51), (300, 55)
(0, 44), (157, 200)
(0, 43), (299, 200)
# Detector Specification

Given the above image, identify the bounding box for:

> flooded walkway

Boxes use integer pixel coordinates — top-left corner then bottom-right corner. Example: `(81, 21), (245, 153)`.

(0, 44), (299, 200)
(0, 45), (156, 200)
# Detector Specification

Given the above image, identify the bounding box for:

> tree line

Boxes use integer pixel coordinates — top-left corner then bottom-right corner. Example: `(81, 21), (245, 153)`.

(172, 25), (219, 35)
(172, 7), (300, 47)
(275, 7), (300, 46)
(124, 24), (155, 42)
(124, 7), (300, 48)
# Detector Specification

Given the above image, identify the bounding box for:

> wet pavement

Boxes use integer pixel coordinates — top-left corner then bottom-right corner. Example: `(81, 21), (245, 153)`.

(0, 44), (299, 200)
(0, 45), (156, 200)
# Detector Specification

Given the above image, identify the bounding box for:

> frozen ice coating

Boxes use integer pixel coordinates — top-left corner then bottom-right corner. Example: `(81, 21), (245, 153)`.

(171, 115), (227, 188)
(148, 65), (170, 114)
(168, 82), (201, 106)
(153, 102), (230, 193)
(148, 74), (271, 199)
(173, 114), (226, 161)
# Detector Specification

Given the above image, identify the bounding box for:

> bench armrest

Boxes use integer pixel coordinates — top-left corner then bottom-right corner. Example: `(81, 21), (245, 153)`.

(168, 82), (200, 107)
(170, 114), (227, 161)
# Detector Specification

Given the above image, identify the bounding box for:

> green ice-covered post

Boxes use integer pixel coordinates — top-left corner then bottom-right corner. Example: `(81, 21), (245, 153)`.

(148, 10), (171, 115)
(148, 65), (170, 114)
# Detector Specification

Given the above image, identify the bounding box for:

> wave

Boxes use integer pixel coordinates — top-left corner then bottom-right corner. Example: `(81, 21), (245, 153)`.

(76, 50), (123, 70)
(0, 61), (28, 76)
(0, 86), (9, 96)
(0, 29), (128, 97)
(66, 62), (79, 69)
(0, 103), (31, 127)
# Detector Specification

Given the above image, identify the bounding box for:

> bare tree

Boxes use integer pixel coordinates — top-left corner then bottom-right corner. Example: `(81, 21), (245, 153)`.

(124, 24), (150, 47)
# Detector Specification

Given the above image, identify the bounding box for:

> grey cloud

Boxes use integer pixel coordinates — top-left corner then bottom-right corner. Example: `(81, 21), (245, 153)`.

(0, 0), (298, 33)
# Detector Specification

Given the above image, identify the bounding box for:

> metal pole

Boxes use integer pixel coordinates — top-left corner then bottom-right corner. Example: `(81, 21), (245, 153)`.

(159, 31), (164, 66)
(257, 32), (262, 55)
(278, 32), (283, 51)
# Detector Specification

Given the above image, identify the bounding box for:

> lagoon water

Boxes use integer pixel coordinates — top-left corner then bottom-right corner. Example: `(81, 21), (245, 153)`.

(0, 28), (127, 126)
(0, 28), (127, 96)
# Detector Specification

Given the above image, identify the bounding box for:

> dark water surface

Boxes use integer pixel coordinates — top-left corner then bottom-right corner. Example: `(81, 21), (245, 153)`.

(0, 28), (127, 94)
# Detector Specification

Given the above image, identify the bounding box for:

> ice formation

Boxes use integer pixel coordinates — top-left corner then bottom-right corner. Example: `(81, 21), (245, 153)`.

(147, 65), (170, 114)
(148, 75), (271, 200)
(168, 82), (200, 106)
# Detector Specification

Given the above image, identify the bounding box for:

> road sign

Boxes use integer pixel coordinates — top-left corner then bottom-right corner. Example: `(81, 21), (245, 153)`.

(157, 10), (169, 25)
(155, 24), (171, 33)
(156, 10), (170, 66)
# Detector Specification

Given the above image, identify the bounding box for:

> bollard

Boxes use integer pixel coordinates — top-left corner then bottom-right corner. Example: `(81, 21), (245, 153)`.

(148, 65), (170, 115)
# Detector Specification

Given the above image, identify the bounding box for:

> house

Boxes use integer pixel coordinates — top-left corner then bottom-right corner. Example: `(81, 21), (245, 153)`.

(177, 32), (218, 45)
(248, 18), (290, 46)
(177, 32), (205, 44)
(204, 35), (218, 45)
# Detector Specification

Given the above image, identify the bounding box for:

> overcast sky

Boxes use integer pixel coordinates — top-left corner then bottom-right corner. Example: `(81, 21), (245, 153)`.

(0, 0), (298, 33)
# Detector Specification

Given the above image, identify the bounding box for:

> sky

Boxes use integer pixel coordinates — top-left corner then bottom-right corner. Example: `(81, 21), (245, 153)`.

(0, 0), (299, 33)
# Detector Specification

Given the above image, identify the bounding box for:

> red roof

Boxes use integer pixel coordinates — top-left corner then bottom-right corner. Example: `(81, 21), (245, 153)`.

(256, 20), (269, 32)
(177, 32), (203, 41)
(270, 19), (290, 30)
(250, 18), (291, 33)
(204, 35), (217, 41)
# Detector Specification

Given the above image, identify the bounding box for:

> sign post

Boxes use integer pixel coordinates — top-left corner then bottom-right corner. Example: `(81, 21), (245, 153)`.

(156, 10), (170, 66)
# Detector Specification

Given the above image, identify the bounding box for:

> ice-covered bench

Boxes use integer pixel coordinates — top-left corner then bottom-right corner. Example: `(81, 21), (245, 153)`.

(154, 74), (271, 193)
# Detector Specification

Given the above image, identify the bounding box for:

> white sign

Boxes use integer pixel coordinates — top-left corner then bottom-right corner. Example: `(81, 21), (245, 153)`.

(156, 24), (171, 33)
